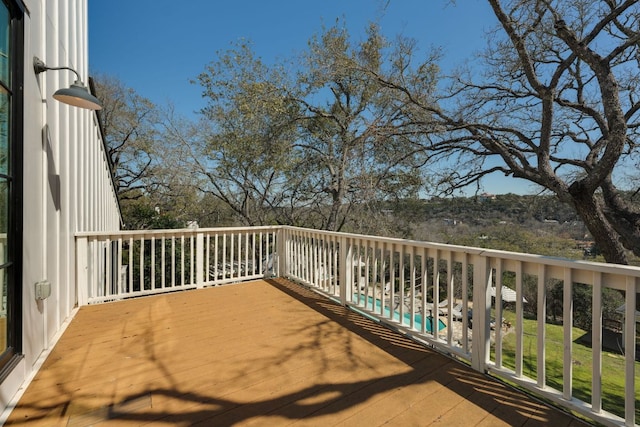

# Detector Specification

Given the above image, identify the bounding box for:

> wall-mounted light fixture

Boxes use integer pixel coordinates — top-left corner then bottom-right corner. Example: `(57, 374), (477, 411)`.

(33, 56), (102, 110)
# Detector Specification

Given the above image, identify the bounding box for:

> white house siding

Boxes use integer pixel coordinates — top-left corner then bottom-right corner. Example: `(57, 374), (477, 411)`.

(0, 0), (120, 416)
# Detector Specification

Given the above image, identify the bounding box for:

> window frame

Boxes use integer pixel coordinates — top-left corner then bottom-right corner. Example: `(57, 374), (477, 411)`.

(0, 0), (24, 380)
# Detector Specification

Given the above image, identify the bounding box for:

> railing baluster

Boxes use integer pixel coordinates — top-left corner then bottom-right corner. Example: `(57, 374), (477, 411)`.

(398, 244), (405, 324)
(388, 243), (395, 321)
(206, 233), (210, 283)
(117, 237), (123, 295)
(252, 231), (256, 277)
(380, 242), (384, 316)
(196, 232), (204, 288)
(304, 231), (309, 284)
(562, 268), (573, 400)
(258, 232), (263, 276)
(222, 234), (227, 281)
(161, 235), (166, 289)
(319, 236), (325, 291)
(313, 232), (317, 285)
(171, 236), (175, 288)
(357, 238), (362, 304)
(365, 240), (371, 310)
(431, 248), (439, 338)
(537, 264), (546, 389)
(495, 258), (503, 368)
(592, 271), (603, 414)
(421, 247), (427, 335)
(181, 235), (185, 287)
(301, 232), (305, 281)
(244, 232), (249, 278)
(339, 235), (350, 306)
(276, 229), (283, 277)
(446, 251), (453, 345)
(307, 232), (312, 285)
(298, 232), (304, 282)
(128, 237), (133, 293)
(461, 253), (469, 353)
(151, 236), (155, 290)
(105, 238), (112, 297)
(190, 233), (195, 285)
(289, 233), (300, 277)
(214, 234), (219, 282)
(236, 232), (241, 279)
(515, 261), (524, 378)
(139, 237), (144, 291)
(96, 238), (102, 297)
(624, 277), (636, 426)
(409, 245), (415, 330)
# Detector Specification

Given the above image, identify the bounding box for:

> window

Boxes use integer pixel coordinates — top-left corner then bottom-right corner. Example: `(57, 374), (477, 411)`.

(0, 0), (23, 378)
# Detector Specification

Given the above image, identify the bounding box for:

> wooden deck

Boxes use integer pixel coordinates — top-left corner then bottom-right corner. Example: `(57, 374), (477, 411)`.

(5, 278), (589, 426)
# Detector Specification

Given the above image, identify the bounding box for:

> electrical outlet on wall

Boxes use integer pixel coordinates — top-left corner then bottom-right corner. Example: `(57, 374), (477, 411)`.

(35, 280), (51, 300)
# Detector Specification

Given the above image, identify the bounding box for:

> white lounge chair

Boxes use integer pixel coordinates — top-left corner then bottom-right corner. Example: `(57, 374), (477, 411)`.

(440, 302), (464, 321)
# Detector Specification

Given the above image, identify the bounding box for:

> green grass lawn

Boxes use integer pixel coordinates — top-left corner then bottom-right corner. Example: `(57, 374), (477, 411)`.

(493, 310), (639, 421)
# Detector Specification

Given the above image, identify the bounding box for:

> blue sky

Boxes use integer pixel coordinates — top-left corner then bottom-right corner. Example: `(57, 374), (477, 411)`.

(89, 0), (538, 195)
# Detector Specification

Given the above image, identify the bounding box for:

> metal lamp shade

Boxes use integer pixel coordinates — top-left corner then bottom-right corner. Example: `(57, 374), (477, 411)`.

(53, 81), (102, 110)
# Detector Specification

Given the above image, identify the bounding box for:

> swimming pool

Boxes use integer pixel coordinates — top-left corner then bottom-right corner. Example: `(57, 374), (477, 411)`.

(352, 293), (446, 333)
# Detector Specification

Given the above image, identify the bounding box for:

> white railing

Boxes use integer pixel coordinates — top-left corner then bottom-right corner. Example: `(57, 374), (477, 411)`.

(75, 226), (279, 304)
(76, 225), (640, 427)
(280, 226), (639, 427)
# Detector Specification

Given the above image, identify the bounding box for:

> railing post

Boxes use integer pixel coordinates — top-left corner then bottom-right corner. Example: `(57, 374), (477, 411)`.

(196, 232), (204, 288)
(339, 235), (352, 306)
(276, 227), (287, 278)
(471, 254), (491, 372)
(76, 236), (89, 306)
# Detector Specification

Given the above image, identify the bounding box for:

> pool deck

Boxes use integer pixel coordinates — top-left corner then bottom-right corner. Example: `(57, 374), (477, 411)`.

(4, 278), (589, 426)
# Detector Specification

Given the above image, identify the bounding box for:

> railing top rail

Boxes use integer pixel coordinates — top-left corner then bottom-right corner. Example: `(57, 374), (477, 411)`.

(75, 225), (282, 239)
(281, 225), (640, 278)
(75, 224), (640, 277)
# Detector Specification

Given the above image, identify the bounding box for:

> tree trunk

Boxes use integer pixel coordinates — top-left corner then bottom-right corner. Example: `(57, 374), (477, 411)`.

(569, 183), (628, 264)
(326, 190), (342, 232)
(600, 181), (640, 259)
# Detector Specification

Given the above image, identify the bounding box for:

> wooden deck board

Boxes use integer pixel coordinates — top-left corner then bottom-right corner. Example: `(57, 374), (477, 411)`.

(5, 278), (588, 426)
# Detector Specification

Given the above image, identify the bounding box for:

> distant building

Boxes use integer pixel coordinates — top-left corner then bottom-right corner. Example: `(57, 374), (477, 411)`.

(479, 192), (496, 202)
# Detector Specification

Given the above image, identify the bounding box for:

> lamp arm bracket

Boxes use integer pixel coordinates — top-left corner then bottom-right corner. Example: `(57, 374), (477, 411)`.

(33, 56), (81, 81)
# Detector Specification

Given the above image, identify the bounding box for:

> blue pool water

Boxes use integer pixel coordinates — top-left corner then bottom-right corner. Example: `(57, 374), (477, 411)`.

(353, 293), (446, 333)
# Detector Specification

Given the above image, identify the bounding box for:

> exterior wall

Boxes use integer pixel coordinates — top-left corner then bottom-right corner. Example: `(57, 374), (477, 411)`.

(0, 0), (120, 415)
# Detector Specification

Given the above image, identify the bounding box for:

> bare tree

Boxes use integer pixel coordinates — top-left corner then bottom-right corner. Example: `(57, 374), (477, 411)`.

(292, 23), (433, 231)
(377, 0), (640, 264)
(93, 74), (160, 201)
(188, 44), (301, 226)
(191, 24), (436, 231)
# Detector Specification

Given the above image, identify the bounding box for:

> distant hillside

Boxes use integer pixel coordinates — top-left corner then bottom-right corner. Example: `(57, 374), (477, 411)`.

(435, 194), (580, 225)
(358, 194), (597, 259)
(380, 194), (581, 227)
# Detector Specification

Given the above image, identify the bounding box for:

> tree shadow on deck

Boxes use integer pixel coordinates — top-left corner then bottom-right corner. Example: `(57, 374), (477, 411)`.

(7, 278), (587, 426)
